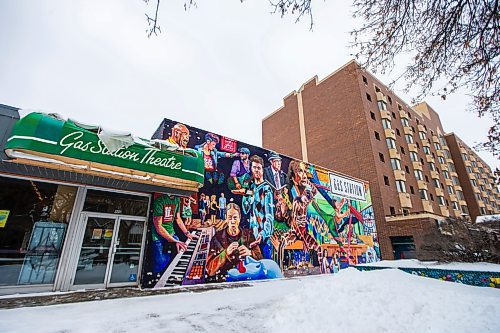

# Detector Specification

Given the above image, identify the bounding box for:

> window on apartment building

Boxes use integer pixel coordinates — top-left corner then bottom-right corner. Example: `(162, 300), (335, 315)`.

(438, 156), (445, 164)
(428, 162), (436, 171)
(420, 157), (425, 164)
(461, 205), (469, 215)
(439, 136), (446, 146)
(480, 185), (485, 192)
(363, 76), (368, 85)
(462, 153), (468, 161)
(480, 207), (487, 215)
(416, 142), (420, 149)
(443, 170), (450, 179)
(382, 119), (392, 129)
(425, 175), (430, 182)
(378, 100), (387, 111)
(390, 206), (396, 215)
(391, 158), (402, 170)
(430, 193), (434, 201)
(414, 169), (424, 181)
(432, 152), (436, 159)
(384, 175), (390, 186)
(396, 180), (407, 193)
(423, 146), (431, 155)
(466, 166), (472, 173)
(405, 165), (410, 174)
(434, 143), (441, 150)
(396, 128), (401, 136)
(401, 118), (409, 127)
(452, 176), (459, 185)
(374, 131), (381, 141)
(386, 138), (397, 149)
(375, 85), (381, 92)
(366, 93), (372, 101)
(420, 189), (429, 200)
(392, 112), (397, 119)
(443, 149), (450, 158)
(457, 190), (464, 200)
(432, 178), (440, 188)
(405, 134), (414, 144)
(424, 125), (427, 131)
(400, 146), (406, 155)
(411, 125), (416, 132)
(452, 201), (459, 210)
(437, 196), (445, 206)
(445, 199), (449, 206)
(479, 167), (484, 173)
(471, 160), (477, 167)
(419, 131), (427, 140)
(471, 179), (478, 187)
(448, 163), (456, 172)
(387, 96), (393, 105)
(402, 208), (410, 216)
(398, 104), (403, 111)
(447, 185), (454, 194)
(410, 186), (415, 194)
(370, 111), (376, 120)
(416, 119), (420, 125)
(410, 152), (418, 162)
(379, 153), (385, 163)
(408, 113), (412, 119)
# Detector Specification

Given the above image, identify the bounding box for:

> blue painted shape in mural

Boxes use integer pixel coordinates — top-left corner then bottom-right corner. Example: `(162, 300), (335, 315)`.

(226, 256), (283, 282)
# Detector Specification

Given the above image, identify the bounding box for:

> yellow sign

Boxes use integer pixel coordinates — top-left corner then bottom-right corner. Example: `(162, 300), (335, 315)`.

(104, 229), (113, 239)
(0, 210), (10, 228)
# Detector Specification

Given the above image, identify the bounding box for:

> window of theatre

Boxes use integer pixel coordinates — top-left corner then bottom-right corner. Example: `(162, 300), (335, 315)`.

(0, 177), (77, 287)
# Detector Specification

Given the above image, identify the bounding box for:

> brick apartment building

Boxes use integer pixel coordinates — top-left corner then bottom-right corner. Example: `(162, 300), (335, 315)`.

(445, 133), (500, 221)
(262, 60), (500, 260)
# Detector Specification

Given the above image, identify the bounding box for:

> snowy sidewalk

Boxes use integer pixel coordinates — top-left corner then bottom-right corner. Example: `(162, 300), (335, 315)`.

(0, 281), (253, 310)
(1, 268), (499, 333)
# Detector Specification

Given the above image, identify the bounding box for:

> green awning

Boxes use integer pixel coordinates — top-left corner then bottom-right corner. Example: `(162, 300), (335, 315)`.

(4, 113), (204, 191)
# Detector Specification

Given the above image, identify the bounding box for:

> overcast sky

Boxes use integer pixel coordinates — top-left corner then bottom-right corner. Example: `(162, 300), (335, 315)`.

(0, 0), (497, 169)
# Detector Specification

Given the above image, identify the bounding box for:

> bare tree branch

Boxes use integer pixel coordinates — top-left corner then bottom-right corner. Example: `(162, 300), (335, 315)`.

(144, 0), (161, 38)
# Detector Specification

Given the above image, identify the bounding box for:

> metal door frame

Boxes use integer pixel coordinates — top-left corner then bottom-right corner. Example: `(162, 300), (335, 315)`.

(69, 212), (147, 290)
(106, 215), (147, 288)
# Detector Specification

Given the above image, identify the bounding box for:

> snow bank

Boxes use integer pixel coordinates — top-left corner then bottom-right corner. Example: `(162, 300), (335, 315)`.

(0, 269), (498, 333)
(267, 268), (500, 333)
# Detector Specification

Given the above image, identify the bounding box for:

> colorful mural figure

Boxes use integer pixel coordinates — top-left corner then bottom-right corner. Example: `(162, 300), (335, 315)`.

(206, 203), (263, 282)
(142, 119), (380, 288)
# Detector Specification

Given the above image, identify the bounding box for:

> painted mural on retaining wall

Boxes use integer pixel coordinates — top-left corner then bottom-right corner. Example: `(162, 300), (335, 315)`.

(356, 266), (500, 288)
(141, 119), (380, 288)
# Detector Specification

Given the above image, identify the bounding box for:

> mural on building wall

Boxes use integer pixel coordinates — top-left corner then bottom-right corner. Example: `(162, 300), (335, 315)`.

(141, 119), (380, 288)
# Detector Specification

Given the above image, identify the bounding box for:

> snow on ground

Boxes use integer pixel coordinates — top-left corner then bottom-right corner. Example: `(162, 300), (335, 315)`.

(0, 268), (499, 333)
(358, 259), (500, 272)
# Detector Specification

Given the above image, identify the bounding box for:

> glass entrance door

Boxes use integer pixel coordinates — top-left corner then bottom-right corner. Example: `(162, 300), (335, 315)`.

(72, 215), (146, 289)
(108, 219), (145, 285)
(73, 216), (115, 287)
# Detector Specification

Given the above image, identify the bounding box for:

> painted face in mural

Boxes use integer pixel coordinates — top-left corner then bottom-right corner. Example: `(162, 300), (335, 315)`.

(271, 158), (282, 172)
(294, 162), (308, 187)
(250, 155), (264, 183)
(226, 205), (241, 236)
(171, 123), (190, 148)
